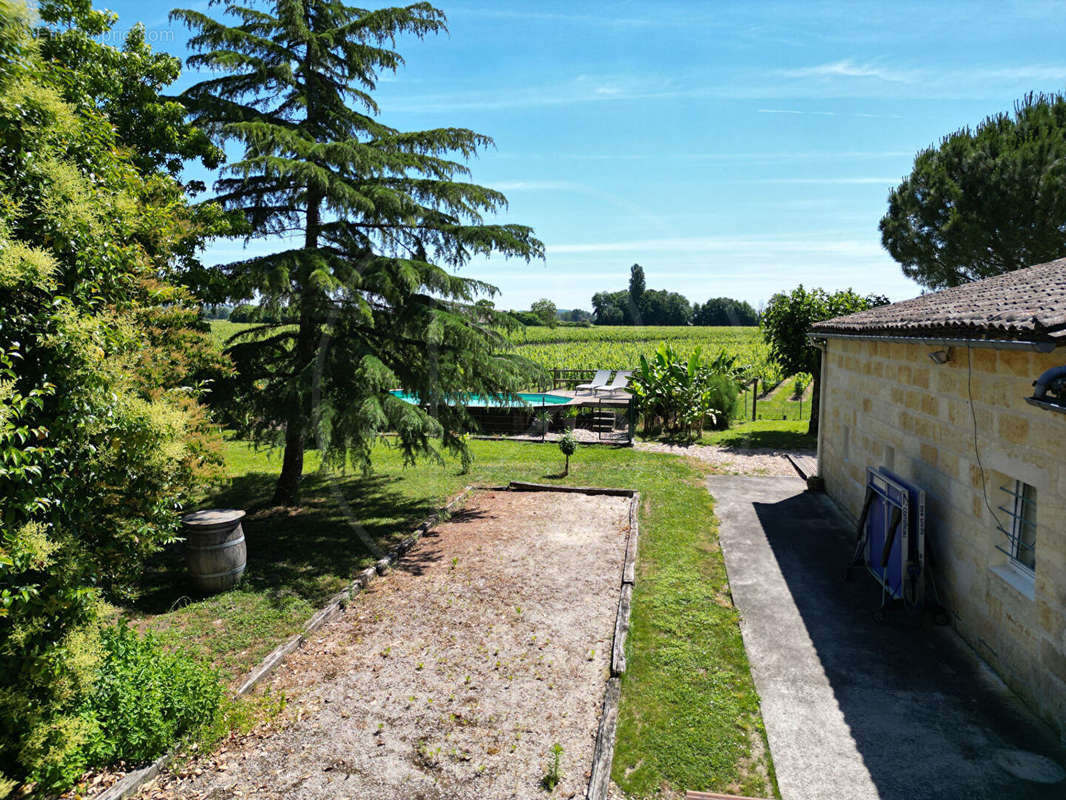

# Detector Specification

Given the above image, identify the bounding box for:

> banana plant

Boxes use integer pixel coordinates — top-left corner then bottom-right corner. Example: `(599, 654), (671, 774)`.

(626, 343), (743, 438)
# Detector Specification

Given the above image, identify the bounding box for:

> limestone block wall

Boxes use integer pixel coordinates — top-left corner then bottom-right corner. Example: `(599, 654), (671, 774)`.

(818, 337), (1066, 739)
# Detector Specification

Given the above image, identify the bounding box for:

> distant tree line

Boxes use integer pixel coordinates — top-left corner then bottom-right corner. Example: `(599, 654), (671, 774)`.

(509, 307), (593, 327)
(691, 297), (759, 326)
(591, 264), (757, 326)
(558, 308), (594, 323)
(202, 303), (235, 320)
(221, 267), (758, 329)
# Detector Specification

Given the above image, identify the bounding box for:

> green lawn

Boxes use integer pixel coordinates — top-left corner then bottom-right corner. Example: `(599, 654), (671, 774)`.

(737, 374), (812, 424)
(131, 436), (777, 798)
(207, 318), (256, 347)
(698, 419), (815, 450)
(639, 418), (815, 451)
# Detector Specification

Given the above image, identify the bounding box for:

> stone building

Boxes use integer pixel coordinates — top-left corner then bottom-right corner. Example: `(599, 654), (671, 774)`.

(809, 258), (1066, 738)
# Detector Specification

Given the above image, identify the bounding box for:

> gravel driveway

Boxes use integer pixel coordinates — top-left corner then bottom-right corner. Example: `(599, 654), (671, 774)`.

(634, 441), (814, 476)
(143, 490), (632, 800)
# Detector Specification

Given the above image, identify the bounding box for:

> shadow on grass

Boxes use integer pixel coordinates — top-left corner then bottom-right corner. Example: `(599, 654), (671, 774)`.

(134, 469), (442, 615)
(640, 426), (816, 452)
(540, 471), (569, 479)
(711, 428), (816, 451)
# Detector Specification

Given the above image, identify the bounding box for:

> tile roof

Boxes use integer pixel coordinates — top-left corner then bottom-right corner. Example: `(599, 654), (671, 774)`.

(810, 257), (1066, 343)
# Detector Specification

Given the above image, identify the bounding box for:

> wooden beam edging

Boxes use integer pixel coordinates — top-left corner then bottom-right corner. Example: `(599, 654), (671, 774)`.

(507, 481), (636, 497)
(586, 677), (621, 800)
(611, 492), (639, 677)
(90, 485), (475, 800)
(622, 493), (639, 585)
(610, 583), (633, 677)
(94, 755), (168, 800)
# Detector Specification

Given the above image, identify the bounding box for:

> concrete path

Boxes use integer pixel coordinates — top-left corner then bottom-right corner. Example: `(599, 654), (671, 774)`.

(708, 475), (1066, 800)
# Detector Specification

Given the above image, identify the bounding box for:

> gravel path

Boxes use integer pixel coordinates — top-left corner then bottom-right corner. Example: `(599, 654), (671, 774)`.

(633, 441), (815, 476)
(143, 490), (632, 800)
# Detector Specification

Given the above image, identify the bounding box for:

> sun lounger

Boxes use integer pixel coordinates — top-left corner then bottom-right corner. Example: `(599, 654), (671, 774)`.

(576, 369), (611, 394)
(594, 370), (632, 395)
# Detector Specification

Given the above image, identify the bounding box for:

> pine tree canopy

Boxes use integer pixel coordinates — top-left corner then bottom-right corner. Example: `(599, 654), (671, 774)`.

(173, 0), (544, 504)
(880, 92), (1066, 290)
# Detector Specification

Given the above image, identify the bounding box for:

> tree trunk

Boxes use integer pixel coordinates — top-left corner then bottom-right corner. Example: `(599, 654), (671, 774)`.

(271, 302), (318, 505)
(273, 29), (326, 507)
(272, 178), (323, 506)
(807, 352), (822, 438)
(272, 419), (305, 506)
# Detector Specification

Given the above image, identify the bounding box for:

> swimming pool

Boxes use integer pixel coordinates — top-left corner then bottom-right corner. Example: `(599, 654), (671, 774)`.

(390, 391), (572, 408)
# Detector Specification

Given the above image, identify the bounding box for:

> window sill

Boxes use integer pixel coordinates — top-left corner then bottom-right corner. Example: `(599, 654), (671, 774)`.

(990, 563), (1035, 601)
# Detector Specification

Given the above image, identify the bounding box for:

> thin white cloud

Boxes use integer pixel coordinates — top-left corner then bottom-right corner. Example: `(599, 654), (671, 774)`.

(546, 235), (886, 258)
(499, 150), (911, 162)
(965, 64), (1066, 82)
(757, 108), (904, 119)
(748, 177), (899, 185)
(381, 74), (696, 113)
(491, 180), (585, 191)
(780, 59), (915, 83)
(448, 7), (661, 28)
(762, 60), (1066, 100)
(381, 57), (1066, 114)
(759, 108), (837, 116)
(683, 150), (911, 160)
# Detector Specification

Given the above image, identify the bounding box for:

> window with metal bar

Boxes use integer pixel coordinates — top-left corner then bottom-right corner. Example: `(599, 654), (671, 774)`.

(997, 481), (1036, 574)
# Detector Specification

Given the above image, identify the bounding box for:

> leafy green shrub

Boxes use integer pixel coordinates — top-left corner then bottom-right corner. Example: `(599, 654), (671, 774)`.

(78, 622), (222, 768)
(22, 621), (223, 791)
(700, 373), (741, 431)
(627, 343), (744, 438)
(0, 4), (226, 793)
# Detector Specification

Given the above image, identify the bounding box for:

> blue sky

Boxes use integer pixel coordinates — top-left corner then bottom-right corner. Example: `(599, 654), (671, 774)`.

(99, 0), (1066, 311)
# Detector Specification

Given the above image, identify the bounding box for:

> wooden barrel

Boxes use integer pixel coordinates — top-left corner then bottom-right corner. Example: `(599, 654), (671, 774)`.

(182, 509), (247, 594)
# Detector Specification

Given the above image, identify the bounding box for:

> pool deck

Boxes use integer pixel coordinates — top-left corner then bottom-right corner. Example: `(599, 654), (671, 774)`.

(549, 389), (631, 408)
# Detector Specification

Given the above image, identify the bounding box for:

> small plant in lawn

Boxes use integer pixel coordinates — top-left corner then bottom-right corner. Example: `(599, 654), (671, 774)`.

(558, 430), (577, 476)
(792, 375), (809, 399)
(541, 743), (564, 792)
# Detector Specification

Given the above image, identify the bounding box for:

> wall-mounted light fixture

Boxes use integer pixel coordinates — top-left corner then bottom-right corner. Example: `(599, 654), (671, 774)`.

(928, 347), (953, 365)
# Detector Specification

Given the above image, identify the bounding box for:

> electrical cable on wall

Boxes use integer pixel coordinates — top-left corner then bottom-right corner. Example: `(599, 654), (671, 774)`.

(967, 345), (1003, 528)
